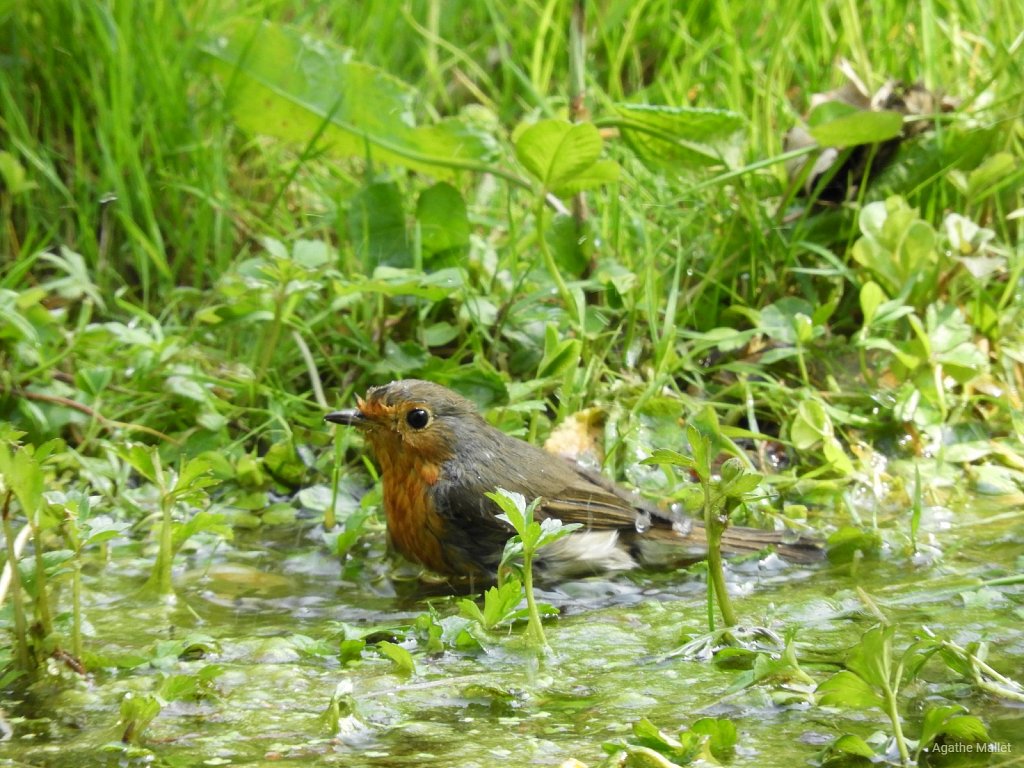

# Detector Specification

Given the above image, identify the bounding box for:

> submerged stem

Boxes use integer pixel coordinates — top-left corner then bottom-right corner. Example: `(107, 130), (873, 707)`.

(522, 550), (548, 649)
(704, 483), (738, 629)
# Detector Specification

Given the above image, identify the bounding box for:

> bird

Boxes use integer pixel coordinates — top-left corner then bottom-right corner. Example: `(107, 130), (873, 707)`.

(325, 379), (821, 581)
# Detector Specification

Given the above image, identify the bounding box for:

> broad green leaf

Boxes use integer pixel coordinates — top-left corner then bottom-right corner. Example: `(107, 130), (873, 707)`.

(514, 119), (615, 197)
(806, 100), (860, 128)
(552, 159), (620, 195)
(817, 670), (884, 710)
(823, 437), (855, 474)
(376, 641), (416, 674)
(488, 488), (529, 532)
(967, 152), (1016, 200)
(202, 21), (496, 175)
(0, 442), (45, 517)
(292, 239), (333, 269)
(690, 717), (737, 759)
(538, 324), (582, 379)
(416, 182), (469, 260)
(846, 625), (894, 691)
(790, 399), (830, 450)
(641, 448), (697, 472)
(172, 511), (231, 550)
(544, 213), (588, 276)
(809, 110), (904, 148)
(350, 181), (410, 269)
(919, 704), (965, 749)
(81, 516), (131, 547)
(481, 579), (524, 628)
(936, 715), (989, 743)
(614, 103), (745, 171)
(827, 733), (877, 759)
(0, 290), (40, 343)
(173, 457), (218, 496)
(117, 444), (159, 485)
(0, 150), (38, 195)
(536, 517), (582, 548)
(119, 693), (162, 745)
(859, 281), (885, 326)
(630, 718), (702, 765)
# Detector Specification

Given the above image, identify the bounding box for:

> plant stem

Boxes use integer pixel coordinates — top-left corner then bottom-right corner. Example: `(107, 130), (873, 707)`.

(149, 457), (174, 596)
(255, 288), (286, 391)
(704, 485), (738, 629)
(2, 492), (33, 676)
(156, 495), (174, 595)
(32, 524), (54, 637)
(521, 549), (548, 649)
(568, 0), (590, 266)
(882, 674), (910, 765)
(535, 196), (578, 317)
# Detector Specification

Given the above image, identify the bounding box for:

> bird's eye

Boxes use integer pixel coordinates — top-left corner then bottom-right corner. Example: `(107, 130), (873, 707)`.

(405, 408), (430, 429)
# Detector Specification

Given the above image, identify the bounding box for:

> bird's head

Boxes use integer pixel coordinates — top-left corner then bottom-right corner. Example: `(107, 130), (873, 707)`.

(325, 379), (482, 467)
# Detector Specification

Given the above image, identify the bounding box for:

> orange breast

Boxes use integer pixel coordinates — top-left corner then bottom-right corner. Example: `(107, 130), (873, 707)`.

(378, 452), (459, 575)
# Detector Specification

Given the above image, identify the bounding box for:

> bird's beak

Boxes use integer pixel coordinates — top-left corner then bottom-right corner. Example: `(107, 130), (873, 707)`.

(324, 409), (367, 428)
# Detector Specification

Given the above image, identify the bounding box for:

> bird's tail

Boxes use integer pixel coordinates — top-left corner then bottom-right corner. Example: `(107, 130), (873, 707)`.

(634, 521), (823, 567)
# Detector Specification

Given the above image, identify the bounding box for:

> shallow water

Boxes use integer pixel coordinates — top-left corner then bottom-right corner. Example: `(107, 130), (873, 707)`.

(2, 493), (1021, 767)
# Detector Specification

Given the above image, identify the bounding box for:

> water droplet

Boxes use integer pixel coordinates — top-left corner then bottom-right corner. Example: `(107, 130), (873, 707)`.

(634, 509), (652, 534)
(671, 518), (692, 536)
(780, 529), (801, 545)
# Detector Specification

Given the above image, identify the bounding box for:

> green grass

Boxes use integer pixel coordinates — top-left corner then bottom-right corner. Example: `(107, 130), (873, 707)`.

(0, 0), (1019, 470)
(0, 1), (1023, 759)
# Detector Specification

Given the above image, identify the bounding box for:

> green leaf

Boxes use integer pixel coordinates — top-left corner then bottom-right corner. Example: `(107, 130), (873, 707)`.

(416, 182), (470, 260)
(172, 456), (217, 497)
(376, 641), (416, 674)
(641, 448), (697, 472)
(614, 103), (745, 171)
(116, 444), (159, 486)
(966, 152), (1016, 200)
(846, 625), (894, 691)
(718, 458), (762, 497)
(859, 281), (886, 326)
(827, 733), (878, 759)
(817, 670), (884, 710)
(350, 181), (410, 269)
(808, 110), (904, 148)
(537, 324), (582, 379)
(338, 638), (366, 664)
(172, 511), (231, 551)
(790, 399), (830, 450)
(937, 715), (989, 743)
(806, 100), (860, 128)
(535, 517), (582, 549)
(488, 488), (530, 533)
(552, 159), (620, 195)
(514, 119), (616, 197)
(690, 717), (736, 759)
(629, 718), (702, 765)
(544, 213), (587, 275)
(0, 442), (45, 517)
(484, 582), (521, 628)
(202, 21), (496, 175)
(0, 150), (39, 195)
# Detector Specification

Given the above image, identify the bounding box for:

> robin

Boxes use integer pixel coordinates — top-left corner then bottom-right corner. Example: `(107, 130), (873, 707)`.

(325, 379), (820, 580)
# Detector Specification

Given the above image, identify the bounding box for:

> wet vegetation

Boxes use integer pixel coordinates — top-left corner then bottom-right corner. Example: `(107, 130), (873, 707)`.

(1, 0), (1023, 765)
